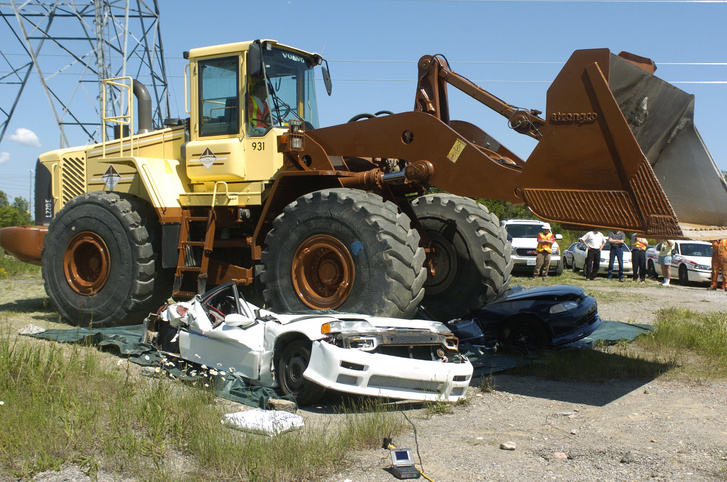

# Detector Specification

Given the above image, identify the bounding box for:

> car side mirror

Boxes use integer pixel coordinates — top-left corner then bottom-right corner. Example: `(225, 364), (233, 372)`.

(225, 313), (256, 329)
(555, 234), (563, 240)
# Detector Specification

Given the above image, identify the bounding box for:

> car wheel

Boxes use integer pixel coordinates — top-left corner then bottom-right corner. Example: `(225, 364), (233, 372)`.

(500, 316), (549, 353)
(562, 256), (570, 269)
(42, 192), (173, 327)
(412, 194), (512, 320)
(572, 259), (580, 272)
(647, 260), (657, 278)
(261, 188), (426, 318)
(678, 264), (689, 285)
(554, 259), (564, 276)
(277, 339), (326, 406)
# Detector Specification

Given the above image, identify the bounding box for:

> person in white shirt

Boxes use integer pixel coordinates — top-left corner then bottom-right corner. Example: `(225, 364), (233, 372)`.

(580, 229), (606, 280)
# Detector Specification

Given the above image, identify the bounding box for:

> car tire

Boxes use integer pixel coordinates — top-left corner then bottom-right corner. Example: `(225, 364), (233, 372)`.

(411, 194), (512, 320)
(261, 188), (426, 318)
(572, 260), (580, 272)
(554, 259), (564, 276)
(42, 192), (173, 327)
(647, 260), (657, 278)
(563, 256), (570, 269)
(277, 339), (326, 406)
(678, 264), (689, 285)
(500, 316), (549, 353)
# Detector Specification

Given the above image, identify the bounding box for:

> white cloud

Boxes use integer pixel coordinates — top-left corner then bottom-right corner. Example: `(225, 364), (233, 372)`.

(8, 128), (41, 148)
(0, 152), (9, 164)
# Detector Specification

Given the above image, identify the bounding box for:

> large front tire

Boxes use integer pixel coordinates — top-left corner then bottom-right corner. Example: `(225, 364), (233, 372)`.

(411, 194), (512, 320)
(261, 189), (426, 317)
(42, 192), (173, 327)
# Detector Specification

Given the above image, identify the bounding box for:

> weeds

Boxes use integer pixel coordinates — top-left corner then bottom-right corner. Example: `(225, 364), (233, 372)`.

(0, 331), (408, 480)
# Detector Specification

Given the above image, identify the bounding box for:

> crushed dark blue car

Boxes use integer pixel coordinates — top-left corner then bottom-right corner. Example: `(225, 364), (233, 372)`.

(446, 285), (602, 352)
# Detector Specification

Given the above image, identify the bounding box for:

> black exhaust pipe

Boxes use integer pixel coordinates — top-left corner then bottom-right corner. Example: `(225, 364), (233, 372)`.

(132, 79), (152, 134)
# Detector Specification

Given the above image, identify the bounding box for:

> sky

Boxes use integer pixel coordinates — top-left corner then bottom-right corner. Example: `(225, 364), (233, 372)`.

(1, 0), (725, 210)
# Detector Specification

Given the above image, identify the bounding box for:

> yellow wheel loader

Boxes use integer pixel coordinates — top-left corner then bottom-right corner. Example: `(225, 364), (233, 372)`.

(1, 39), (725, 326)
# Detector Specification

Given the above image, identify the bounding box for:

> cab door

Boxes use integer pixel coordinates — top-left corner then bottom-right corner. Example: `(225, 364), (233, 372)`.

(185, 54), (248, 183)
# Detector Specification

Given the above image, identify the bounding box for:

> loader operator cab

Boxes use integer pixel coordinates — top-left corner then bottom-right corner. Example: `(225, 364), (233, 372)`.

(186, 40), (329, 184)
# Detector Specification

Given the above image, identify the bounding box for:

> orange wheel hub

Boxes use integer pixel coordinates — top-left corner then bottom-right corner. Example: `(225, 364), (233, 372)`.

(63, 231), (110, 295)
(291, 235), (354, 310)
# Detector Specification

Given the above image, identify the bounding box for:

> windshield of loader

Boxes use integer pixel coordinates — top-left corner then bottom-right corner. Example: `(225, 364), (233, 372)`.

(247, 45), (320, 136)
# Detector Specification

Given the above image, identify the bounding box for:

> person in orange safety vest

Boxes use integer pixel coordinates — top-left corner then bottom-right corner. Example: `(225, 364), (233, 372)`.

(709, 239), (727, 290)
(533, 223), (555, 280)
(247, 77), (271, 133)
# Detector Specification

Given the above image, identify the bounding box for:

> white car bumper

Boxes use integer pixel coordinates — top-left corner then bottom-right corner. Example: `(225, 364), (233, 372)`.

(304, 341), (473, 402)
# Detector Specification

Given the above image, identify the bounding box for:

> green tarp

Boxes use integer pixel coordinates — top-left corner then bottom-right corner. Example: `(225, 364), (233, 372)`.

(24, 319), (655, 387)
(26, 325), (294, 409)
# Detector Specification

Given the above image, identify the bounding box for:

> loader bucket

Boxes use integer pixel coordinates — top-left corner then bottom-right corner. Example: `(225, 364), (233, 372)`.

(519, 49), (727, 240)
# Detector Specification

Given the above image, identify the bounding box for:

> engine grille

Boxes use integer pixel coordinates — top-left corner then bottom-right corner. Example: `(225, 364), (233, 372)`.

(61, 156), (86, 203)
(367, 375), (443, 393)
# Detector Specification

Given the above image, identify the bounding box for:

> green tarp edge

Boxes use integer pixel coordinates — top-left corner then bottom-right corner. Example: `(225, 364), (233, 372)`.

(26, 325), (295, 409)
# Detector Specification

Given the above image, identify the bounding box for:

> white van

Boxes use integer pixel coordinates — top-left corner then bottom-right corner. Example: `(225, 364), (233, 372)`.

(502, 219), (563, 276)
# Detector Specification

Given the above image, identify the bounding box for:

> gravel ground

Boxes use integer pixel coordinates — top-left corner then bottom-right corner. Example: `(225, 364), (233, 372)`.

(317, 278), (727, 481)
(7, 275), (727, 481)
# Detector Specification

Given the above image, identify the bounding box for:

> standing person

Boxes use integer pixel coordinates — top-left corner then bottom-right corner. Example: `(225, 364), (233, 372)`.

(658, 239), (675, 286)
(708, 239), (727, 290)
(607, 230), (626, 282)
(631, 233), (648, 283)
(533, 223), (555, 281)
(580, 229), (606, 280)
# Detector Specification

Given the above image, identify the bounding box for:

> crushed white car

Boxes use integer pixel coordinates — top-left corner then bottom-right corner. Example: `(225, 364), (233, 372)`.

(144, 282), (473, 405)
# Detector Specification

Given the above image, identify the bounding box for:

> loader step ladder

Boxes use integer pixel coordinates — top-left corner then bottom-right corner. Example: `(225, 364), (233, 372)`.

(172, 208), (216, 299)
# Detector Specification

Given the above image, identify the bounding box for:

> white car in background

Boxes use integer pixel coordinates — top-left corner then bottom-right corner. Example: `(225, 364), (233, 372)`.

(646, 241), (712, 284)
(502, 219), (563, 276)
(571, 241), (633, 276)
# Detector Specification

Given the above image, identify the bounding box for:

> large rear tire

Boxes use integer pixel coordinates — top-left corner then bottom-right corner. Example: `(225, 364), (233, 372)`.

(411, 194), (512, 320)
(261, 188), (426, 317)
(42, 192), (173, 327)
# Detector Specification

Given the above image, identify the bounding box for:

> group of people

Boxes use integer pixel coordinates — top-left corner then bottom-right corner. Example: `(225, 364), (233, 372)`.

(533, 223), (727, 289)
(578, 229), (673, 286)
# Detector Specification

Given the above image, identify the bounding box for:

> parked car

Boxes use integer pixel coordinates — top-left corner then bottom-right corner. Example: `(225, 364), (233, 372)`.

(646, 240), (713, 284)
(562, 242), (579, 269)
(446, 284), (602, 352)
(571, 242), (633, 276)
(144, 282), (473, 405)
(502, 219), (563, 276)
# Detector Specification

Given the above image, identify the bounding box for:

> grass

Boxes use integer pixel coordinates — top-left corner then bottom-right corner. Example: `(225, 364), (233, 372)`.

(0, 255), (41, 279)
(0, 331), (406, 480)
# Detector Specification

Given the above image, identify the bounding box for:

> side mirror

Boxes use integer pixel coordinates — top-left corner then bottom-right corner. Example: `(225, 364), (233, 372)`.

(555, 234), (563, 240)
(322, 59), (332, 96)
(248, 43), (262, 78)
(225, 313), (256, 329)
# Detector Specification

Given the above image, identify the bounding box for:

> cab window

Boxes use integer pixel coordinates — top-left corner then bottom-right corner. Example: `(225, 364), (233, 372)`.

(198, 56), (239, 137)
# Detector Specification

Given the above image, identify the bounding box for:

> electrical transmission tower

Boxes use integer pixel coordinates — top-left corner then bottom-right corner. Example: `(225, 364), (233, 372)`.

(0, 0), (169, 148)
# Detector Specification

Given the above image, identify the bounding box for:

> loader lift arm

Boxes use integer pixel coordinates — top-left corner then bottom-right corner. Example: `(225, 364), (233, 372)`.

(285, 49), (727, 240)
(415, 54), (545, 141)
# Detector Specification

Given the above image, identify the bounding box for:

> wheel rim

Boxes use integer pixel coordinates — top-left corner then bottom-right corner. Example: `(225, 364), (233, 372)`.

(291, 235), (354, 310)
(64, 231), (110, 295)
(424, 234), (458, 295)
(282, 348), (308, 392)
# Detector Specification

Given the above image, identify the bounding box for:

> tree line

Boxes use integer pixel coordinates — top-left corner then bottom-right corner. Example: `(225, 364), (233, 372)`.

(0, 191), (33, 228)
